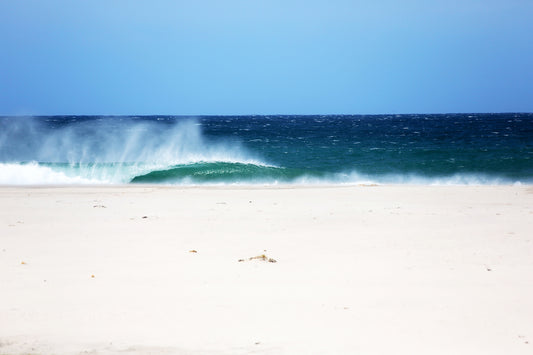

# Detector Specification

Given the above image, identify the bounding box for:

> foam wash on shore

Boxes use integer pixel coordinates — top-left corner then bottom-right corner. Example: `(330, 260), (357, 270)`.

(0, 114), (532, 185)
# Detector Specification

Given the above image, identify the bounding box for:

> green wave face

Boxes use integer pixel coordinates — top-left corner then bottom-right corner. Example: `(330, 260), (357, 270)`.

(130, 162), (311, 184)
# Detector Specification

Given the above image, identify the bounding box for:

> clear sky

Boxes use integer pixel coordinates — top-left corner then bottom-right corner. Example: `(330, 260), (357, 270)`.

(1, 0), (532, 115)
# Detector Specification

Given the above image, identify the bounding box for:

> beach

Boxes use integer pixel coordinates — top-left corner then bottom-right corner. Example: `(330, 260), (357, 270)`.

(1, 185), (532, 354)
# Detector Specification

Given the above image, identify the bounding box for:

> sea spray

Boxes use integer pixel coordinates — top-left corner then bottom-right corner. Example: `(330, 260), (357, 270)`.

(0, 116), (266, 184)
(0, 117), (258, 164)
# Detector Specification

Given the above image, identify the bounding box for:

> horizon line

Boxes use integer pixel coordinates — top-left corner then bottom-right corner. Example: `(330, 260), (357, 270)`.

(1, 111), (532, 117)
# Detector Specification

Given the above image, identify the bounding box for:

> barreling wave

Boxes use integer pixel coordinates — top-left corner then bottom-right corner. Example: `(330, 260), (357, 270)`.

(131, 163), (513, 186)
(131, 161), (302, 184)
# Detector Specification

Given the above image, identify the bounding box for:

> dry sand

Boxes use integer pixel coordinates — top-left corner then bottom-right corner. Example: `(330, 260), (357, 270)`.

(1, 185), (532, 354)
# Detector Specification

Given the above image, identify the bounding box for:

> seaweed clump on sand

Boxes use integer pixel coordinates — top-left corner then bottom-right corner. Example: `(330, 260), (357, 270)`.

(238, 254), (277, 263)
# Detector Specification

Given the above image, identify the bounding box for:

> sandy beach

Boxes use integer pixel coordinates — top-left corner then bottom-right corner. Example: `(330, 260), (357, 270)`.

(1, 185), (532, 355)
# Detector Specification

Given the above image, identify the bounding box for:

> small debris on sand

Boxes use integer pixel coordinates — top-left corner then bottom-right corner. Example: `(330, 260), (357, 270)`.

(93, 205), (106, 208)
(142, 216), (148, 219)
(239, 254), (277, 263)
(91, 275), (95, 278)
(189, 250), (198, 253)
(20, 261), (26, 265)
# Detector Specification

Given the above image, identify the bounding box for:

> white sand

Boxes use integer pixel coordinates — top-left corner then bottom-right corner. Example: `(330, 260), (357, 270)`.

(1, 185), (532, 354)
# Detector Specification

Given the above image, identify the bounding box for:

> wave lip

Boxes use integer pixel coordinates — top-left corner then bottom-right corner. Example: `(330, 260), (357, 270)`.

(130, 161), (298, 184)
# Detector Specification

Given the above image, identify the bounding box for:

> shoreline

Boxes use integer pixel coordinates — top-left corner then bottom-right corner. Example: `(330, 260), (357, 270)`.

(0, 182), (531, 189)
(1, 185), (532, 354)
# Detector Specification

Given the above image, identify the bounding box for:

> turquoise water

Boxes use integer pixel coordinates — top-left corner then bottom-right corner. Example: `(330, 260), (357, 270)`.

(0, 114), (532, 185)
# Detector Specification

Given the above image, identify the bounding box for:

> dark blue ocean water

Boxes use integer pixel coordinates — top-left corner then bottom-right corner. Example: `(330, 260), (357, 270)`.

(0, 114), (532, 185)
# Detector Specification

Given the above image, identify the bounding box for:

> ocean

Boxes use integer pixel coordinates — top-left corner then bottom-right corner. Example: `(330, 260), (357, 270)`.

(0, 114), (532, 185)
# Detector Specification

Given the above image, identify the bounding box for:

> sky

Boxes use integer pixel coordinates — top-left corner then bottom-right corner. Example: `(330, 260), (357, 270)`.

(1, 0), (532, 115)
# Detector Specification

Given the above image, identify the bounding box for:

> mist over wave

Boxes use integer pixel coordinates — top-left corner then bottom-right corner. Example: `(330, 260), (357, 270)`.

(0, 116), (265, 184)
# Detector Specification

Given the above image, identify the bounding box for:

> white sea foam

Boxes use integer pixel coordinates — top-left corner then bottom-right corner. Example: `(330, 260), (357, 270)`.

(325, 171), (529, 186)
(0, 163), (102, 185)
(280, 170), (529, 187)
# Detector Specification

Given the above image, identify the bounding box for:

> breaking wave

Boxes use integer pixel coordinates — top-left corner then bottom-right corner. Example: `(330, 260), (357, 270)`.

(0, 161), (527, 186)
(0, 116), (267, 184)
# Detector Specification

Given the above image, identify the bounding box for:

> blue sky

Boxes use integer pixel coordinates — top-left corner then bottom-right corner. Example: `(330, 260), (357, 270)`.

(1, 0), (532, 115)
